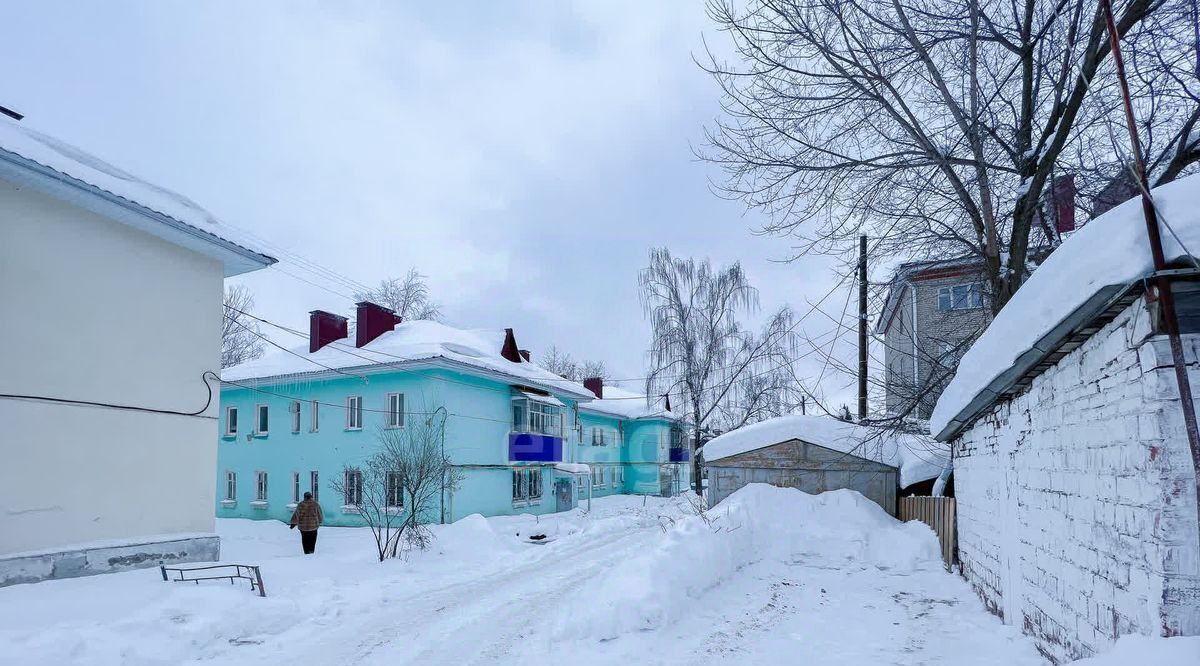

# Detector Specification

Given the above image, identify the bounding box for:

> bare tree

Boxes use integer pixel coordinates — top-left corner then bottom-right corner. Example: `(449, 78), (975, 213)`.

(331, 405), (462, 561)
(539, 345), (614, 382)
(701, 0), (1199, 312)
(221, 285), (265, 368)
(354, 269), (442, 321)
(639, 248), (801, 492)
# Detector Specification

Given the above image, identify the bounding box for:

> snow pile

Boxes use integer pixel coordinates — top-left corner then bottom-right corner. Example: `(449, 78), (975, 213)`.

(1066, 634), (1200, 665)
(222, 319), (592, 398)
(931, 173), (1200, 438)
(557, 484), (942, 640)
(579, 385), (676, 420)
(700, 415), (947, 488)
(0, 118), (262, 256)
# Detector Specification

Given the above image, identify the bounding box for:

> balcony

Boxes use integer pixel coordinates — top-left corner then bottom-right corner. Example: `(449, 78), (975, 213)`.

(509, 432), (564, 462)
(668, 447), (689, 463)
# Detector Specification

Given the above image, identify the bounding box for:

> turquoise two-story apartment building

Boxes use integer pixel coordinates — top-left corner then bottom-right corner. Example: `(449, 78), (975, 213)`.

(216, 302), (689, 525)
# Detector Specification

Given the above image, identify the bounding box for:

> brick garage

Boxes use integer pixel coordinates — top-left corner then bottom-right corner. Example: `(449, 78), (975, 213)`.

(940, 290), (1200, 663)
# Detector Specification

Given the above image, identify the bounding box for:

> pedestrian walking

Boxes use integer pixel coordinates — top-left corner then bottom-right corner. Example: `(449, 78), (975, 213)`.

(289, 492), (324, 554)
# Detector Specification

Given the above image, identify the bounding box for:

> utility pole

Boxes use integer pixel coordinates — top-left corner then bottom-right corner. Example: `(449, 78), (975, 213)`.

(1101, 0), (1200, 556)
(858, 234), (868, 420)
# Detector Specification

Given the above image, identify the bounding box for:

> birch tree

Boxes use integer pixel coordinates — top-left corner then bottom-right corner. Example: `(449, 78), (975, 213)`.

(221, 285), (265, 368)
(701, 0), (1199, 312)
(539, 345), (614, 382)
(639, 248), (800, 492)
(354, 268), (442, 321)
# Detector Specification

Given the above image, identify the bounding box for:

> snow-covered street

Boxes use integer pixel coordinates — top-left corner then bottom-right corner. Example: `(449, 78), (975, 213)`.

(0, 486), (1050, 665)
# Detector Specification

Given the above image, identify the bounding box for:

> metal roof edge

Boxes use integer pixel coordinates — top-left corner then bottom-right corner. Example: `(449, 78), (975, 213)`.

(934, 281), (1140, 441)
(0, 148), (276, 277)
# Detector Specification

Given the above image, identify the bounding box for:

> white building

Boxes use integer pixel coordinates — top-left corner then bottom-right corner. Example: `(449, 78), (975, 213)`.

(931, 175), (1200, 662)
(0, 118), (275, 585)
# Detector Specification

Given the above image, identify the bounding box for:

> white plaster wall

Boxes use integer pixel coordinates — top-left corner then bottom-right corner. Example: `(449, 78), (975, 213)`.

(0, 179), (222, 556)
(953, 297), (1200, 663)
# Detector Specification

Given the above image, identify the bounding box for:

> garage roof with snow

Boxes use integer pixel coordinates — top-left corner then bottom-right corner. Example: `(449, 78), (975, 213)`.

(931, 174), (1200, 441)
(699, 415), (948, 488)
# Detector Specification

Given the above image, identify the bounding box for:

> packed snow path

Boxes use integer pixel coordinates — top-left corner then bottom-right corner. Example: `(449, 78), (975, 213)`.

(0, 489), (1046, 665)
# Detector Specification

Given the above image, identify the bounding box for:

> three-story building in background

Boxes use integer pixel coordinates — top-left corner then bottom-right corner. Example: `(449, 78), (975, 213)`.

(217, 302), (687, 525)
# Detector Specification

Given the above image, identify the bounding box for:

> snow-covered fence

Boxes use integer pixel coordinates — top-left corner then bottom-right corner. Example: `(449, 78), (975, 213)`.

(898, 496), (956, 567)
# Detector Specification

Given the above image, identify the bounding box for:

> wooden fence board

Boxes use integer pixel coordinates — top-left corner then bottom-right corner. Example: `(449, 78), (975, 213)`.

(898, 496), (956, 567)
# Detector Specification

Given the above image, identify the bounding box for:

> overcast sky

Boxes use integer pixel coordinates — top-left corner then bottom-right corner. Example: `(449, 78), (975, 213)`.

(3, 1), (860, 406)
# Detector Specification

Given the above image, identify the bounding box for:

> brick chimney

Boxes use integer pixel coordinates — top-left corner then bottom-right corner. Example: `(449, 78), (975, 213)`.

(519, 349), (531, 362)
(355, 301), (402, 348)
(583, 377), (603, 399)
(309, 310), (348, 353)
(501, 328), (522, 363)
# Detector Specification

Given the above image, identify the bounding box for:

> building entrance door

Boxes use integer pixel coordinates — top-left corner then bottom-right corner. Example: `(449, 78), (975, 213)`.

(556, 478), (573, 512)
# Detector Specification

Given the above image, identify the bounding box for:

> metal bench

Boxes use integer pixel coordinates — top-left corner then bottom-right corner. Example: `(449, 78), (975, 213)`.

(160, 563), (266, 597)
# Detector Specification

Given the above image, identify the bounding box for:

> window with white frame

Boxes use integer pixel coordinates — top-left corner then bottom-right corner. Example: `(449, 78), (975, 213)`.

(344, 470), (363, 506)
(346, 396), (363, 430)
(386, 393), (404, 429)
(386, 471), (403, 509)
(310, 471), (320, 501)
(614, 465), (623, 486)
(591, 427), (605, 446)
(511, 469), (543, 503)
(255, 471), (268, 501)
(593, 466), (605, 488)
(225, 407), (238, 436)
(310, 400), (319, 432)
(670, 428), (683, 447)
(937, 283), (984, 311)
(290, 401), (301, 433)
(513, 397), (562, 436)
(292, 472), (301, 503)
(255, 404), (269, 435)
(225, 471), (236, 501)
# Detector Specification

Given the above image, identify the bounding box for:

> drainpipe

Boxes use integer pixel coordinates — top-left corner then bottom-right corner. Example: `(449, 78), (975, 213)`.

(910, 283), (920, 396)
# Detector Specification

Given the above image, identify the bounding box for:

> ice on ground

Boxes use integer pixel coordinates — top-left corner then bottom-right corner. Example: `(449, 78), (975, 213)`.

(700, 414), (948, 488)
(931, 173), (1200, 437)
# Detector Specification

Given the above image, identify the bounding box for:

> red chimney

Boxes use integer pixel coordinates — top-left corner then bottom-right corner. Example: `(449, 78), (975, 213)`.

(309, 310), (348, 353)
(584, 377), (603, 399)
(355, 301), (402, 348)
(1052, 174), (1076, 233)
(501, 328), (522, 363)
(519, 349), (531, 362)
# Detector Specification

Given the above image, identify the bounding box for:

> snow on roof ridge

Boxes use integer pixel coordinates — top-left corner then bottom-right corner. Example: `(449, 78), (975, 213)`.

(221, 317), (592, 397)
(930, 174), (1200, 439)
(0, 118), (270, 260)
(700, 414), (947, 488)
(579, 384), (678, 420)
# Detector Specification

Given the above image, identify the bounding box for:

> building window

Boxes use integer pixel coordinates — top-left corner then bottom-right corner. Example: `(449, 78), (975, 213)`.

(937, 283), (984, 311)
(292, 472), (301, 503)
(670, 428), (683, 447)
(592, 427), (605, 446)
(344, 470), (363, 506)
(386, 471), (403, 508)
(225, 407), (238, 436)
(290, 401), (301, 433)
(593, 466), (605, 489)
(346, 396), (363, 430)
(310, 400), (319, 432)
(513, 397), (561, 436)
(310, 471), (320, 501)
(255, 471), (268, 501)
(512, 469), (543, 503)
(255, 404), (269, 435)
(386, 393), (405, 429)
(614, 465), (623, 486)
(225, 471), (236, 501)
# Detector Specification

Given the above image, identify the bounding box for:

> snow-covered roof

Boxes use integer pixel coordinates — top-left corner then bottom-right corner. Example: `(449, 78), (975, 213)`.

(578, 385), (678, 421)
(222, 319), (594, 400)
(553, 462), (591, 474)
(931, 174), (1200, 440)
(699, 415), (947, 488)
(0, 118), (274, 276)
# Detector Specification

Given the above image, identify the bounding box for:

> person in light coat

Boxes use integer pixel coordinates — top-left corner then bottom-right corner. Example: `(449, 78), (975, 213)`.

(289, 492), (324, 554)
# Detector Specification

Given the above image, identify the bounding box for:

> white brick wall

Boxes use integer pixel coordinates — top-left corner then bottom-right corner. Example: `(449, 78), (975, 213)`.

(953, 298), (1200, 663)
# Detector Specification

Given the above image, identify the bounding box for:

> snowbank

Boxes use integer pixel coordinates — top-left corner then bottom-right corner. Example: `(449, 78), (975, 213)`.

(556, 484), (943, 640)
(1066, 634), (1200, 665)
(931, 173), (1200, 438)
(700, 415), (948, 488)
